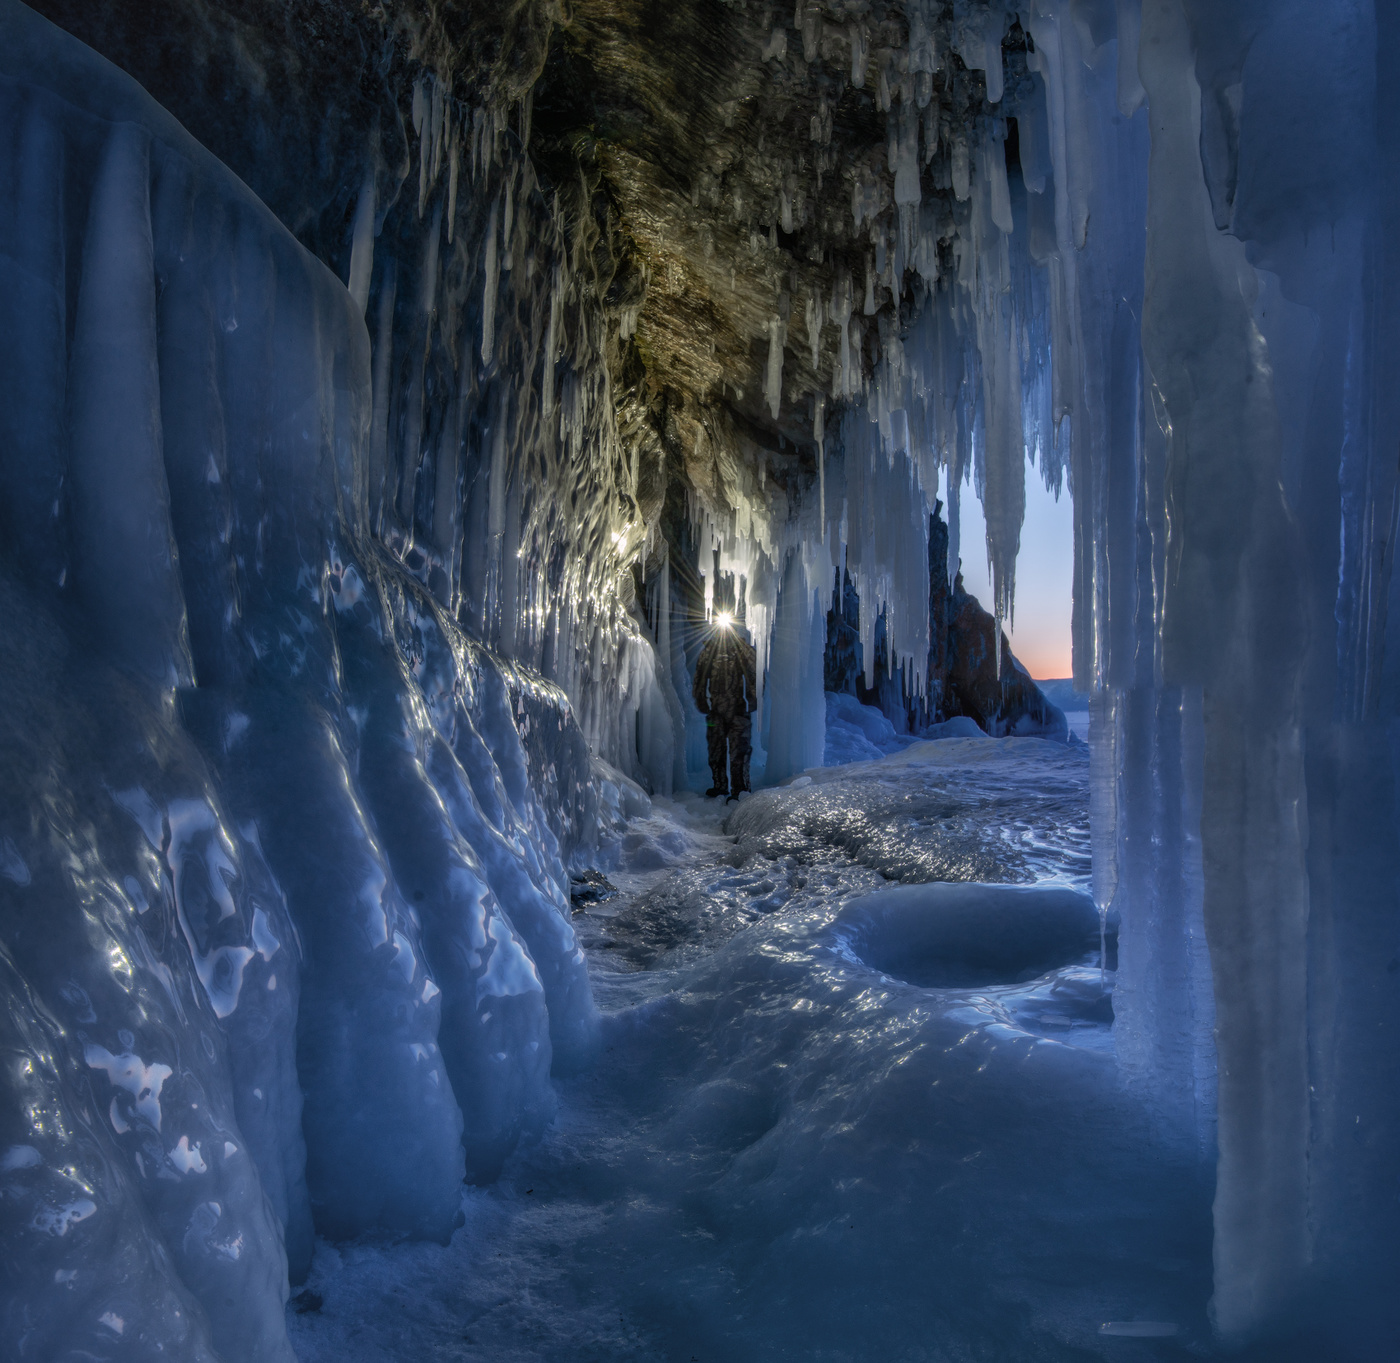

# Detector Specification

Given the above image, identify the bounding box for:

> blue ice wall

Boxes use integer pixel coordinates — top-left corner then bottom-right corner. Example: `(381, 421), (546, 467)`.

(1069, 0), (1400, 1349)
(0, 4), (596, 1356)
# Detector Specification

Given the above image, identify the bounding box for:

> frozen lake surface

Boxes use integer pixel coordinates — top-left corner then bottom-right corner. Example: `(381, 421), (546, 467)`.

(288, 738), (1214, 1362)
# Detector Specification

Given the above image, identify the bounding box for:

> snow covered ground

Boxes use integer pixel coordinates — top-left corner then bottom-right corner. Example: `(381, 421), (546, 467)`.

(287, 732), (1220, 1362)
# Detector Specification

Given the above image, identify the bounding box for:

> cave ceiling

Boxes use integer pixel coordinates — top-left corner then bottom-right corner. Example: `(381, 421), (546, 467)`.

(31, 0), (1017, 537)
(536, 0), (1014, 516)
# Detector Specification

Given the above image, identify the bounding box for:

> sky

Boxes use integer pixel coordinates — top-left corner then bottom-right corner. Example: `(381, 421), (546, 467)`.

(955, 468), (1074, 680)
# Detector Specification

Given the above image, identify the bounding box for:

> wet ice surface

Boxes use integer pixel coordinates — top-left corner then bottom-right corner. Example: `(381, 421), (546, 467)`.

(289, 739), (1213, 1362)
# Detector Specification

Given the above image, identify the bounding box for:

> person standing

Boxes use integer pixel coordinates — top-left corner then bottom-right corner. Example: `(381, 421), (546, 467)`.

(692, 615), (758, 800)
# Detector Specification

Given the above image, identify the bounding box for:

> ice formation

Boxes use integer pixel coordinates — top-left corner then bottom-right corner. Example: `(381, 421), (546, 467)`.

(0, 6), (597, 1355)
(1, 0), (1397, 1356)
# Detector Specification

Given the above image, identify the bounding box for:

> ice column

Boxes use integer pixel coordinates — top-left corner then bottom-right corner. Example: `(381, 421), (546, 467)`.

(1138, 0), (1311, 1336)
(764, 550), (827, 782)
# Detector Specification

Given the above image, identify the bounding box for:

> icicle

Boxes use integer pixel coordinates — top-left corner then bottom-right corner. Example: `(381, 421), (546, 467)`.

(849, 22), (868, 88)
(417, 129), (429, 217)
(832, 274), (854, 397)
(446, 125), (461, 243)
(347, 164), (376, 316)
(985, 123), (1013, 234)
(893, 99), (922, 206)
(765, 316), (785, 419)
(501, 173), (515, 272)
(412, 77), (426, 137)
(431, 80), (445, 179)
(908, 0), (939, 77)
(923, 104), (939, 162)
(806, 289), (823, 370)
(982, 12), (1005, 105)
(471, 106), (487, 182)
(481, 195), (499, 364)
(421, 201), (442, 317)
(951, 135), (970, 201)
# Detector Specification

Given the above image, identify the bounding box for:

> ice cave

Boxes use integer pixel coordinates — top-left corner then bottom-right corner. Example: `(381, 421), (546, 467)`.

(1, 0), (1396, 1358)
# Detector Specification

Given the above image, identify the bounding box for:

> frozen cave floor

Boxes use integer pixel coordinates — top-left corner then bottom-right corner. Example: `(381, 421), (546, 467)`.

(287, 737), (1217, 1363)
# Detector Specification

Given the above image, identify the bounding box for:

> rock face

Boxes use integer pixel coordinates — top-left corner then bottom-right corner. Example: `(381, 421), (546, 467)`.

(824, 503), (1065, 741)
(928, 502), (1064, 739)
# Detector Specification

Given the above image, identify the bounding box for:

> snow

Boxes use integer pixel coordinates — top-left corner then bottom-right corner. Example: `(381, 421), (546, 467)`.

(288, 735), (1216, 1361)
(822, 689), (908, 764)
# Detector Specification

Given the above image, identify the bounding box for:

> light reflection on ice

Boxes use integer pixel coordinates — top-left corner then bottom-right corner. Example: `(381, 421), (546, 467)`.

(476, 914), (544, 1000)
(84, 1045), (173, 1132)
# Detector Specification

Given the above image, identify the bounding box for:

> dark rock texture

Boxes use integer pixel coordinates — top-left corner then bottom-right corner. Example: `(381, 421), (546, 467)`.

(928, 501), (1064, 738)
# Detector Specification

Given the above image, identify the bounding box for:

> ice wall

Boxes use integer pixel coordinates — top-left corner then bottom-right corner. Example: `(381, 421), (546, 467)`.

(0, 4), (598, 1356)
(356, 77), (677, 797)
(1046, 0), (1400, 1348)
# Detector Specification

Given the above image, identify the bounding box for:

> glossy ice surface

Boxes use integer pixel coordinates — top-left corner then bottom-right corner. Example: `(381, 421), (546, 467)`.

(0, 6), (594, 1356)
(289, 736), (1216, 1362)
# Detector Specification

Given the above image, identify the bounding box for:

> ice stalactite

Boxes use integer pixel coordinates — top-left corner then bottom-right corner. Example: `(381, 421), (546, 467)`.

(838, 412), (931, 695)
(765, 315), (786, 420)
(763, 550), (829, 784)
(1136, 0), (1312, 1338)
(347, 162), (377, 317)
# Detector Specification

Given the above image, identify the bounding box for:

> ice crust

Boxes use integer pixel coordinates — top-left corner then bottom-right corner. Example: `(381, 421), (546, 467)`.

(0, 6), (595, 1357)
(732, 735), (1090, 889)
(291, 742), (1216, 1362)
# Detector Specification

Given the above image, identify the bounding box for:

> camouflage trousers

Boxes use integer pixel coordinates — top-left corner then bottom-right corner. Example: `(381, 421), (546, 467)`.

(706, 709), (752, 795)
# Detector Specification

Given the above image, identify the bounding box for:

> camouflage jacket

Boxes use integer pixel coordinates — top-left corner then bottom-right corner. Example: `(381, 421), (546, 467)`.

(693, 630), (758, 716)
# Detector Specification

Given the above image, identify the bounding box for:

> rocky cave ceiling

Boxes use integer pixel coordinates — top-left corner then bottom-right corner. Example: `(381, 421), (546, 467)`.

(34, 0), (1025, 536)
